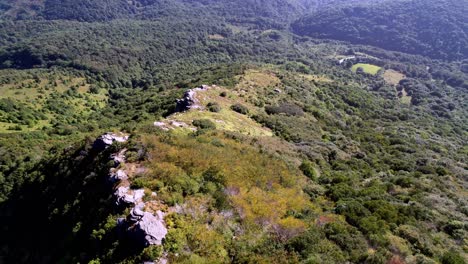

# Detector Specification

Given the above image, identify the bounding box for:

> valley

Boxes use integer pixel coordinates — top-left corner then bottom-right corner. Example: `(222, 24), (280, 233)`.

(0, 0), (466, 263)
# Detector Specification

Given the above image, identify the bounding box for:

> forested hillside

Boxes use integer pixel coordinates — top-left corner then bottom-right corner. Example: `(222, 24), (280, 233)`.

(292, 0), (468, 60)
(0, 0), (386, 23)
(0, 0), (467, 263)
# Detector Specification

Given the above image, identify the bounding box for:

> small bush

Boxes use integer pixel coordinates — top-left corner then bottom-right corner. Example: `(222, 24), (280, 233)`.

(299, 160), (317, 180)
(7, 125), (22, 131)
(131, 178), (147, 189)
(230, 103), (249, 115)
(141, 245), (163, 261)
(89, 85), (100, 94)
(207, 102), (221, 112)
(441, 250), (465, 264)
(265, 103), (304, 116)
(192, 119), (216, 130)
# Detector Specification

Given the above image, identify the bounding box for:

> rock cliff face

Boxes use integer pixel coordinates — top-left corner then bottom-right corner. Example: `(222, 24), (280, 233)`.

(93, 133), (168, 248)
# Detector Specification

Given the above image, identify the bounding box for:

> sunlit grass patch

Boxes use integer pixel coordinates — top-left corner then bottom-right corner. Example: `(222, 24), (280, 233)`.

(351, 63), (382, 75)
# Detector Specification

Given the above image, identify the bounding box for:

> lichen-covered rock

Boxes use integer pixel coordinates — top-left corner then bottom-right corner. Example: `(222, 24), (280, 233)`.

(127, 208), (168, 246)
(93, 132), (129, 151)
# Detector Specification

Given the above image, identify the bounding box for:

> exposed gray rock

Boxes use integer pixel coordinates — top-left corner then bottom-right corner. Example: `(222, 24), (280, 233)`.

(175, 85), (209, 112)
(110, 149), (127, 167)
(109, 169), (128, 183)
(123, 207), (168, 246)
(154, 121), (170, 131)
(93, 132), (129, 151)
(115, 187), (145, 206)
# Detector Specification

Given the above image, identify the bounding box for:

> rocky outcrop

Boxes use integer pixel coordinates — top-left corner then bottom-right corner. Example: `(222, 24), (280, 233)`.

(110, 149), (127, 167)
(125, 207), (168, 246)
(115, 187), (145, 206)
(93, 132), (129, 151)
(154, 120), (194, 131)
(109, 169), (128, 183)
(175, 85), (210, 112)
(95, 132), (169, 250)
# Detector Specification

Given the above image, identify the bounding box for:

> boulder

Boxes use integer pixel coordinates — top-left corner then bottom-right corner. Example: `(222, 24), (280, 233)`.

(175, 85), (209, 112)
(115, 187), (145, 206)
(127, 208), (168, 246)
(93, 133), (129, 151)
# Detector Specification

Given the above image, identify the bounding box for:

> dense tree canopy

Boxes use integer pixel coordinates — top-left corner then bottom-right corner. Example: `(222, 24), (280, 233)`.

(292, 0), (468, 60)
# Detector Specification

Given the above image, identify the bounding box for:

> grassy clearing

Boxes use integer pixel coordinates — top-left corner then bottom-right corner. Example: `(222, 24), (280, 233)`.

(208, 34), (225, 40)
(351, 63), (382, 75)
(235, 69), (281, 89)
(399, 88), (412, 105)
(383, 69), (405, 85)
(160, 85), (273, 136)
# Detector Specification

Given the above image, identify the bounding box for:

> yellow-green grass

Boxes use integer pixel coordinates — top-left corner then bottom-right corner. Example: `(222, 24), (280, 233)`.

(235, 69), (282, 89)
(0, 119), (50, 133)
(383, 69), (405, 85)
(399, 88), (412, 105)
(166, 85), (273, 137)
(208, 34), (225, 40)
(0, 70), (107, 132)
(351, 63), (382, 75)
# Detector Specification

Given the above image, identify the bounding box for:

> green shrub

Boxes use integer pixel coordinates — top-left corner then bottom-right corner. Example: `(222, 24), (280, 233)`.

(192, 119), (216, 130)
(131, 178), (147, 189)
(299, 160), (317, 180)
(230, 103), (249, 115)
(328, 183), (356, 201)
(141, 245), (163, 261)
(441, 250), (465, 264)
(89, 85), (100, 94)
(164, 227), (187, 253)
(207, 102), (221, 112)
(324, 222), (368, 261)
(265, 103), (304, 116)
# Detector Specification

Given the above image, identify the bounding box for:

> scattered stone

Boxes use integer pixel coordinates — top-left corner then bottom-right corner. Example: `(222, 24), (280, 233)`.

(154, 121), (170, 131)
(274, 88), (282, 93)
(170, 121), (188, 127)
(93, 132), (129, 151)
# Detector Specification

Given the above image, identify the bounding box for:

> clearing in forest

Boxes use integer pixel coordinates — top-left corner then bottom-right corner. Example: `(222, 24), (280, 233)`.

(383, 69), (405, 85)
(351, 63), (381, 75)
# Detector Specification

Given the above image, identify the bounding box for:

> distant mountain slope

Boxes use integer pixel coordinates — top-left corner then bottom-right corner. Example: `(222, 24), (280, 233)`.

(0, 0), (44, 20)
(43, 0), (135, 21)
(0, 0), (385, 23)
(291, 0), (468, 60)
